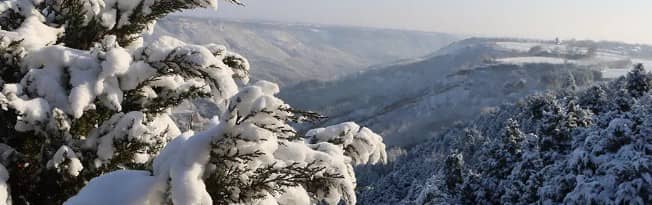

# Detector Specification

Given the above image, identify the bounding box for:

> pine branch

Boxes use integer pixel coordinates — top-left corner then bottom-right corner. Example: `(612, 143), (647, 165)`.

(52, 0), (107, 50)
(50, 0), (246, 49)
(0, 8), (25, 31)
(0, 38), (24, 83)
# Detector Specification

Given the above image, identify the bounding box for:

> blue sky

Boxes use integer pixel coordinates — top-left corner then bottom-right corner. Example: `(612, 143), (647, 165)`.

(187, 0), (652, 44)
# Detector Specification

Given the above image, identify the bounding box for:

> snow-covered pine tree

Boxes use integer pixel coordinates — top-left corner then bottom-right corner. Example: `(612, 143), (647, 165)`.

(563, 72), (577, 91)
(443, 152), (463, 193)
(428, 65), (652, 204)
(458, 119), (526, 204)
(0, 0), (387, 204)
(578, 85), (608, 113)
(626, 63), (652, 97)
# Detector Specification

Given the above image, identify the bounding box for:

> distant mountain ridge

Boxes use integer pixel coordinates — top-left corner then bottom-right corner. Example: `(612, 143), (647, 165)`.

(281, 38), (652, 147)
(152, 16), (459, 86)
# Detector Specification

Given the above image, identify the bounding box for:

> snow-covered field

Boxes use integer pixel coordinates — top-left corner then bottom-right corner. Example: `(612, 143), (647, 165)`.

(495, 41), (567, 53)
(602, 68), (630, 79)
(492, 41), (652, 79)
(632, 58), (652, 68)
(495, 41), (541, 52)
(497, 57), (569, 65)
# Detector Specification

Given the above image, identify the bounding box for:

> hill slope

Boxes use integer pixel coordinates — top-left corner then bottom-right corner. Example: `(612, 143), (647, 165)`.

(152, 16), (459, 86)
(359, 66), (652, 204)
(281, 38), (652, 146)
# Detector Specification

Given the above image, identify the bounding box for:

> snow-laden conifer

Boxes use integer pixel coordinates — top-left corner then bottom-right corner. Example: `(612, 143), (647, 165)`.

(0, 1), (387, 204)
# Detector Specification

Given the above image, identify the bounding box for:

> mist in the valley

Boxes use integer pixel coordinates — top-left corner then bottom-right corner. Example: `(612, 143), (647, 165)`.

(169, 1), (652, 147)
(189, 0), (652, 44)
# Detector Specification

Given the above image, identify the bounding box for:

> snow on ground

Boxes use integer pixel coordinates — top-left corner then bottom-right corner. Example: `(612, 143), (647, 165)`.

(497, 57), (570, 65)
(601, 68), (630, 79)
(594, 51), (626, 61)
(495, 41), (568, 53)
(602, 59), (652, 79)
(493, 41), (652, 79)
(632, 58), (652, 68)
(497, 56), (652, 79)
(495, 42), (541, 52)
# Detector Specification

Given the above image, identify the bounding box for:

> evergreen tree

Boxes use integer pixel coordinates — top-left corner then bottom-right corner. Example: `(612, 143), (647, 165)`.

(443, 152), (463, 193)
(613, 88), (635, 112)
(578, 85), (608, 113)
(460, 119), (526, 204)
(501, 119), (525, 154)
(626, 64), (652, 97)
(523, 94), (570, 153)
(438, 65), (651, 204)
(0, 0), (387, 204)
(362, 57), (652, 205)
(563, 72), (577, 91)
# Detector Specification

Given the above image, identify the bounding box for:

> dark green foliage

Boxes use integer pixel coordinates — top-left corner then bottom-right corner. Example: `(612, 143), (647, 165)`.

(0, 0), (247, 204)
(70, 103), (115, 138)
(564, 100), (592, 131)
(100, 130), (168, 172)
(203, 104), (349, 204)
(0, 38), (24, 83)
(0, 8), (24, 31)
(121, 47), (241, 115)
(501, 119), (524, 154)
(49, 0), (244, 49)
(207, 136), (343, 204)
(626, 64), (652, 97)
(604, 125), (630, 153)
(206, 160), (343, 205)
(124, 84), (211, 115)
(4, 122), (83, 205)
(578, 85), (608, 113)
(281, 107), (327, 123)
(50, 0), (108, 50)
(613, 88), (634, 112)
(108, 0), (242, 47)
(8, 163), (87, 205)
(0, 108), (22, 146)
(443, 152), (463, 193)
(5, 1), (361, 204)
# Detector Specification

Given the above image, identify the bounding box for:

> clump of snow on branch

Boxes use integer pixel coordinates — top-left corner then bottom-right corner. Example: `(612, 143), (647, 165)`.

(0, 16), (63, 51)
(67, 81), (387, 205)
(306, 122), (387, 166)
(65, 170), (167, 205)
(47, 145), (84, 176)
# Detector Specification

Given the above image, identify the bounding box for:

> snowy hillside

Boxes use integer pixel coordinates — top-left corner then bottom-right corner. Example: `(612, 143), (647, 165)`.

(281, 38), (652, 147)
(152, 16), (459, 86)
(359, 66), (652, 204)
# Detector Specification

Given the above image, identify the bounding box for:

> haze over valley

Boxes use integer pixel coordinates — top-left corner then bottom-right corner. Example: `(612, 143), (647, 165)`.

(153, 16), (459, 86)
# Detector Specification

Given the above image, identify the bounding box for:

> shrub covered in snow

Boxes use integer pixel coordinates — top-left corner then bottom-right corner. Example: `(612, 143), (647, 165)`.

(0, 0), (386, 204)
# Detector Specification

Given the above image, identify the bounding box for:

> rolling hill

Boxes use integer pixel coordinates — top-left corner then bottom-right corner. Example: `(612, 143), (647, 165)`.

(152, 16), (459, 86)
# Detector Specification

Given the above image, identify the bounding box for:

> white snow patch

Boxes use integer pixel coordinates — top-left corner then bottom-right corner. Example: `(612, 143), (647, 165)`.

(64, 170), (166, 205)
(497, 57), (570, 65)
(47, 145), (83, 176)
